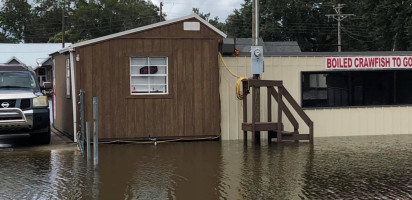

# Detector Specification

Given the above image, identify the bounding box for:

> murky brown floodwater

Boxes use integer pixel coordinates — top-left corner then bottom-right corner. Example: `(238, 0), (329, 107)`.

(1, 135), (412, 199)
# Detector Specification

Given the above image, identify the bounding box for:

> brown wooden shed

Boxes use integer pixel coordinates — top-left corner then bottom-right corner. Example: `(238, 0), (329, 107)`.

(52, 14), (226, 141)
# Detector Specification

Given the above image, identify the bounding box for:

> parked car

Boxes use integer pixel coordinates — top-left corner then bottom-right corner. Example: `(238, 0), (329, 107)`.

(0, 64), (51, 144)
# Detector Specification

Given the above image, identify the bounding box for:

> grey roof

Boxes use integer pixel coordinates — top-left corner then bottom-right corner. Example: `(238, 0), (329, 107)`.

(236, 51), (412, 57)
(264, 41), (301, 53)
(232, 38), (301, 55)
(223, 38), (412, 57)
(234, 38), (265, 53)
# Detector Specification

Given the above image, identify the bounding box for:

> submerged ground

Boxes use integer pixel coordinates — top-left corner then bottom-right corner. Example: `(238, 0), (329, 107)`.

(0, 133), (411, 199)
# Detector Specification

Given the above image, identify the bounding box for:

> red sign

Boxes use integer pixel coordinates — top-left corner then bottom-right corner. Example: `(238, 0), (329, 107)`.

(325, 56), (412, 69)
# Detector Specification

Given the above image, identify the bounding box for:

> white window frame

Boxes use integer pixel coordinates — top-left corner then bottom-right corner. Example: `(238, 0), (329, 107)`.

(130, 57), (168, 95)
(65, 58), (71, 98)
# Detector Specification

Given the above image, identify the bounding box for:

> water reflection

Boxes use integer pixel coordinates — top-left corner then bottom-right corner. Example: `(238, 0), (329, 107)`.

(0, 135), (412, 199)
(301, 135), (412, 199)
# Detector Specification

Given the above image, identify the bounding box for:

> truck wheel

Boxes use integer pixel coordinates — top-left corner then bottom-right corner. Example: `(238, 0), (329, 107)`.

(31, 130), (51, 145)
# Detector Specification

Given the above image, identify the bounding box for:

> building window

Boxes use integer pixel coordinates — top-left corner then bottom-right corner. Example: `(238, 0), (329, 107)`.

(38, 67), (46, 75)
(302, 70), (412, 108)
(130, 57), (168, 95)
(66, 58), (71, 98)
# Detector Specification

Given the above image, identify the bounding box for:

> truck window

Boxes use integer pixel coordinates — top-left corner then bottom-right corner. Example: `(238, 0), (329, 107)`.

(0, 72), (37, 89)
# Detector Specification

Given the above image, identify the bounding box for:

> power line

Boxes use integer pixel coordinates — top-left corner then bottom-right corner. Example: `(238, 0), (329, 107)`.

(325, 4), (355, 52)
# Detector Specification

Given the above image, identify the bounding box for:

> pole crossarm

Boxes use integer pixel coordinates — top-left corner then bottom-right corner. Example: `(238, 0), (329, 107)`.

(325, 14), (355, 21)
(325, 4), (355, 52)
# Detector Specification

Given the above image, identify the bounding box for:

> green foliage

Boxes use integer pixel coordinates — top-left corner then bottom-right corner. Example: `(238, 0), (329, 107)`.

(226, 0), (412, 51)
(192, 8), (226, 33)
(0, 0), (33, 42)
(0, 0), (162, 43)
(70, 0), (161, 42)
(2, 0), (412, 52)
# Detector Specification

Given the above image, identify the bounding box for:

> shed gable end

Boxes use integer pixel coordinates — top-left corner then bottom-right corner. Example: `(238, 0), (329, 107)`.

(119, 19), (222, 39)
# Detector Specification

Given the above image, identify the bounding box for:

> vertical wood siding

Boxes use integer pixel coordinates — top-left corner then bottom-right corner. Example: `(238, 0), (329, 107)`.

(220, 56), (412, 140)
(73, 20), (221, 140)
(53, 54), (73, 136)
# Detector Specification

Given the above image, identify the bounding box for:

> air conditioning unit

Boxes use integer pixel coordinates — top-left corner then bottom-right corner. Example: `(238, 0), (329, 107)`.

(221, 38), (235, 55)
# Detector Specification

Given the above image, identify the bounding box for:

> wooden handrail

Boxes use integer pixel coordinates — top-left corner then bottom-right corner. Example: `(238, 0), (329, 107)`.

(245, 79), (283, 87)
(281, 88), (313, 127)
(270, 87), (299, 130)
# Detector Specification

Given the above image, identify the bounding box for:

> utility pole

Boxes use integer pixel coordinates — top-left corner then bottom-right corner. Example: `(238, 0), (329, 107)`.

(62, 0), (65, 48)
(251, 0), (260, 143)
(326, 4), (354, 52)
(160, 2), (164, 21)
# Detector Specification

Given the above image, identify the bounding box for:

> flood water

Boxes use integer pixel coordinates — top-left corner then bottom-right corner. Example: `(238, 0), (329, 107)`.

(1, 135), (412, 199)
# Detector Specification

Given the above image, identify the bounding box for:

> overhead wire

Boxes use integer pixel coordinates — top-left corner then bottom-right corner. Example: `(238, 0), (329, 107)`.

(218, 53), (247, 100)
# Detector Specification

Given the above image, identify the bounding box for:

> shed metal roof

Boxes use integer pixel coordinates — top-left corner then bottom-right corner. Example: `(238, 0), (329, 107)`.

(0, 43), (70, 69)
(59, 14), (227, 53)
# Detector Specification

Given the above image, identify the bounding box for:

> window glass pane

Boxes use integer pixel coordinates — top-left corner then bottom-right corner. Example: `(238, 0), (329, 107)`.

(131, 58), (148, 65)
(149, 85), (167, 93)
(302, 72), (349, 108)
(156, 66), (167, 75)
(131, 85), (149, 93)
(149, 57), (166, 65)
(302, 73), (329, 107)
(131, 66), (140, 74)
(131, 76), (148, 85)
(358, 71), (393, 105)
(396, 71), (412, 104)
(149, 76), (166, 85)
(38, 68), (46, 75)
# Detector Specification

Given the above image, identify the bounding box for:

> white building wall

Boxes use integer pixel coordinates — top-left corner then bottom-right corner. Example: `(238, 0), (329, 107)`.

(220, 56), (412, 140)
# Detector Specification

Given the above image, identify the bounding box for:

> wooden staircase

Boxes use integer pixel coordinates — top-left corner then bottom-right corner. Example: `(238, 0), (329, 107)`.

(241, 79), (314, 143)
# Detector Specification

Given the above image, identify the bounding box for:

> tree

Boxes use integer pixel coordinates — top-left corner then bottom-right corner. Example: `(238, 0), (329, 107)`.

(0, 0), (163, 43)
(0, 0), (33, 42)
(192, 8), (226, 33)
(30, 0), (66, 43)
(225, 0), (412, 52)
(69, 0), (161, 42)
(226, 0), (252, 38)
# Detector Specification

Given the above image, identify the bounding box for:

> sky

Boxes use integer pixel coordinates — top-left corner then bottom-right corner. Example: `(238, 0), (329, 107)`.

(150, 0), (244, 22)
(0, 0), (244, 23)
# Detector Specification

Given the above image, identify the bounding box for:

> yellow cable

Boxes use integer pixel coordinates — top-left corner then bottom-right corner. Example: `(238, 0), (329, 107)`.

(218, 53), (248, 100)
(236, 77), (247, 100)
(218, 53), (240, 78)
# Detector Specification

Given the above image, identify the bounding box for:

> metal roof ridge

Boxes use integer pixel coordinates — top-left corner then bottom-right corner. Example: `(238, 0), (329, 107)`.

(65, 14), (226, 50)
(5, 56), (24, 64)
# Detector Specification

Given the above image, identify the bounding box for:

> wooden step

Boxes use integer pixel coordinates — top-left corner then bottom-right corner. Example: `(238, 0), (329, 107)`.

(268, 130), (297, 138)
(242, 122), (283, 132)
(268, 131), (310, 141)
(280, 131), (295, 135)
(282, 134), (310, 141)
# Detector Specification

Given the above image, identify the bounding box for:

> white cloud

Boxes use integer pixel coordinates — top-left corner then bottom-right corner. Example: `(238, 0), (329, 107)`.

(150, 0), (243, 22)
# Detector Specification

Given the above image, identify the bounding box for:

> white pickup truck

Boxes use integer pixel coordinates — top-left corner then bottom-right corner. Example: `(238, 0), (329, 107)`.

(0, 64), (51, 144)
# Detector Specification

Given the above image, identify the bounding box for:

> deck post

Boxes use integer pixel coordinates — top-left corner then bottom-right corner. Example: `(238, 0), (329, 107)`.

(252, 86), (260, 143)
(309, 122), (314, 144)
(243, 81), (248, 142)
(277, 86), (283, 143)
(267, 87), (272, 122)
(267, 87), (272, 143)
